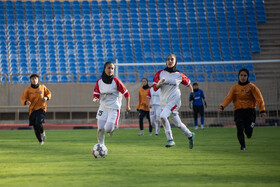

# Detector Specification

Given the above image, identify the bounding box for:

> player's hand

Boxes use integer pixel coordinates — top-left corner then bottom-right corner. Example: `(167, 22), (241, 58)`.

(26, 100), (31, 106)
(157, 78), (166, 87)
(42, 97), (48, 102)
(260, 112), (266, 119)
(126, 106), (131, 113)
(218, 105), (224, 112)
(93, 97), (99, 102)
(204, 101), (207, 108)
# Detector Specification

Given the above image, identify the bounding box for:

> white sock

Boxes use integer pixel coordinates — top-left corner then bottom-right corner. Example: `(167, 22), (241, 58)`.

(98, 129), (105, 144)
(171, 113), (192, 138)
(161, 117), (173, 140)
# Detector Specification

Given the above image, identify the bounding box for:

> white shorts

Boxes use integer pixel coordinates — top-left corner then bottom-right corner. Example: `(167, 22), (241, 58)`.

(150, 105), (161, 122)
(160, 98), (181, 119)
(96, 106), (120, 126)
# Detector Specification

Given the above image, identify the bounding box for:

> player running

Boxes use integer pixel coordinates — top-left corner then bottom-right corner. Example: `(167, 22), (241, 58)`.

(147, 86), (161, 136)
(93, 61), (131, 145)
(189, 82), (207, 130)
(21, 74), (51, 145)
(153, 54), (194, 148)
(219, 68), (266, 151)
(137, 78), (152, 136)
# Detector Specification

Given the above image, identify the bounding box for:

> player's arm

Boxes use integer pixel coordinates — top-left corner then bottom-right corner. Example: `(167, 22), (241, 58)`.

(136, 90), (141, 111)
(21, 89), (31, 106)
(43, 85), (51, 102)
(114, 78), (131, 112)
(153, 70), (164, 90)
(93, 79), (100, 102)
(201, 90), (207, 108)
(219, 86), (234, 112)
(252, 85), (266, 118)
(147, 89), (152, 108)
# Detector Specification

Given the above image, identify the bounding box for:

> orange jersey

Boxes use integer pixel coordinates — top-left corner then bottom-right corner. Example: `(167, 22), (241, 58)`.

(221, 82), (265, 112)
(21, 85), (52, 115)
(136, 87), (150, 111)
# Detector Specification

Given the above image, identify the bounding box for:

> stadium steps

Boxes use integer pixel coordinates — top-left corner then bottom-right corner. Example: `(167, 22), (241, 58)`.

(253, 0), (280, 60)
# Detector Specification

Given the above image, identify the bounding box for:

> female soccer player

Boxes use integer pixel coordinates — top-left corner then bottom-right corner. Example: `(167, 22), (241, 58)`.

(189, 82), (207, 130)
(21, 74), (51, 145)
(93, 61), (131, 145)
(219, 68), (266, 151)
(153, 54), (194, 148)
(137, 78), (152, 136)
(147, 86), (161, 136)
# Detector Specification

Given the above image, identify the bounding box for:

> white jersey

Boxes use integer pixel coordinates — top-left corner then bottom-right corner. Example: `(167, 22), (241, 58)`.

(147, 87), (161, 106)
(93, 77), (129, 110)
(153, 70), (191, 107)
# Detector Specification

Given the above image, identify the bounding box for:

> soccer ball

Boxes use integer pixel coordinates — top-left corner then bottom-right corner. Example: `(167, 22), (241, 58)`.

(92, 143), (108, 158)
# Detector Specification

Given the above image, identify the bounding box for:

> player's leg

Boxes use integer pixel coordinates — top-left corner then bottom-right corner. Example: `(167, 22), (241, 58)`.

(199, 106), (205, 129)
(170, 112), (194, 149)
(105, 109), (119, 136)
(193, 106), (198, 130)
(160, 106), (175, 147)
(97, 119), (106, 144)
(244, 109), (256, 139)
(138, 110), (145, 135)
(234, 110), (246, 150)
(146, 111), (153, 136)
(96, 106), (107, 144)
(155, 106), (162, 135)
(150, 108), (157, 135)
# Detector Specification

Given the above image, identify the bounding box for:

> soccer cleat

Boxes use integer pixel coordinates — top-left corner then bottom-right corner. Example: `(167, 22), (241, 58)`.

(148, 132), (152, 136)
(165, 140), (175, 147)
(39, 141), (44, 145)
(188, 133), (194, 149)
(241, 147), (246, 151)
(194, 126), (198, 130)
(138, 131), (144, 136)
(155, 134), (158, 136)
(107, 130), (114, 136)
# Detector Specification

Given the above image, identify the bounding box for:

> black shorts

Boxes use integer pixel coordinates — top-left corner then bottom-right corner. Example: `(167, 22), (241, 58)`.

(234, 108), (256, 124)
(193, 105), (204, 117)
(29, 109), (46, 126)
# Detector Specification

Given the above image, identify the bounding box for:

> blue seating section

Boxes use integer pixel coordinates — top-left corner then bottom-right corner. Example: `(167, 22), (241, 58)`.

(0, 0), (265, 83)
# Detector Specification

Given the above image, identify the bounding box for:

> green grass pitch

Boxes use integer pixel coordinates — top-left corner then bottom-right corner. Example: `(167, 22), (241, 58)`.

(0, 127), (279, 187)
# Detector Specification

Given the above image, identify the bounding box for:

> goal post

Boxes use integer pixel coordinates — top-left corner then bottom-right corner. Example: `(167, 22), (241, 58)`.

(115, 59), (280, 127)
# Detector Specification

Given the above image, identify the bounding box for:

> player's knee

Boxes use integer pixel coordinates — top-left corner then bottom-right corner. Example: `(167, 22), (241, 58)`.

(105, 125), (114, 133)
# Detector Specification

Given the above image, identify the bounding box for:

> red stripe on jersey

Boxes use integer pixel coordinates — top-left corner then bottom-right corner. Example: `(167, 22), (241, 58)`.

(180, 73), (191, 86)
(152, 70), (163, 91)
(93, 78), (102, 99)
(115, 109), (120, 126)
(114, 77), (130, 97)
(171, 105), (177, 111)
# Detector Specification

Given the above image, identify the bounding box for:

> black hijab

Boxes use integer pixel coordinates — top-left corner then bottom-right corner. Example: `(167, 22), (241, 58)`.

(102, 61), (114, 84)
(142, 78), (150, 90)
(164, 55), (178, 73)
(238, 68), (250, 86)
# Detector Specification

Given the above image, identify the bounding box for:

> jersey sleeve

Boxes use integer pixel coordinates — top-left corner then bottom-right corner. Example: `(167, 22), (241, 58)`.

(43, 85), (51, 100)
(180, 73), (191, 87)
(93, 79), (101, 99)
(201, 90), (205, 99)
(152, 70), (162, 91)
(20, 88), (29, 105)
(221, 86), (235, 109)
(252, 84), (265, 112)
(114, 77), (130, 98)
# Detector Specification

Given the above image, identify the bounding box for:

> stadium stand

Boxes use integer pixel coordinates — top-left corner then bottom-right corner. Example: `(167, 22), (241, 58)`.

(0, 0), (266, 83)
